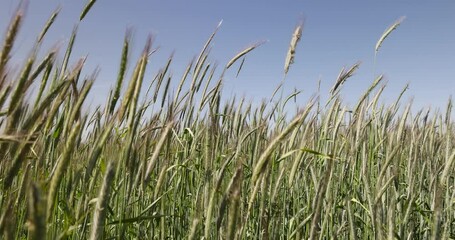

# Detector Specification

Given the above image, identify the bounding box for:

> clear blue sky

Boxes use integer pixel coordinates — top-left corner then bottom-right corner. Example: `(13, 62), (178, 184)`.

(1, 0), (454, 111)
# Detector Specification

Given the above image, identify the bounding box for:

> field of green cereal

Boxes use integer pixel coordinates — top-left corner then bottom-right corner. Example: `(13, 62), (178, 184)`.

(1, 2), (454, 239)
